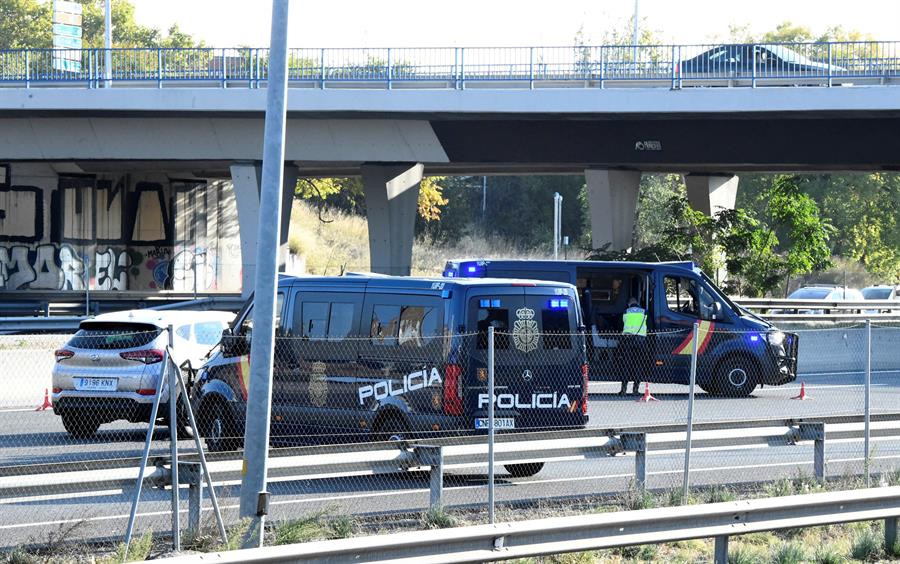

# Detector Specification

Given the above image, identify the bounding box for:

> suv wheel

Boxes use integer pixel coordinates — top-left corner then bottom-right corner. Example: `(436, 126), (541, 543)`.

(201, 401), (242, 452)
(61, 412), (100, 439)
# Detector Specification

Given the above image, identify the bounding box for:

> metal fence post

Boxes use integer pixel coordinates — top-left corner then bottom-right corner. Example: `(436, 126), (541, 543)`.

(529, 46), (535, 89)
(886, 516), (899, 553)
(387, 48), (392, 90)
(25, 49), (30, 89)
(167, 324), (180, 551)
(827, 43), (833, 87)
(487, 324), (496, 524)
(460, 47), (466, 90)
(682, 321), (700, 501)
(221, 49), (227, 88)
(157, 49), (163, 89)
(320, 47), (326, 89)
(417, 446), (444, 512)
(865, 319), (872, 486)
(714, 535), (729, 564)
(670, 45), (677, 89)
(751, 44), (757, 88)
(182, 462), (202, 536)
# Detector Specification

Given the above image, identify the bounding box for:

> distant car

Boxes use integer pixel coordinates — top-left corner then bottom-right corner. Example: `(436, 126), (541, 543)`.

(679, 44), (844, 76)
(777, 286), (864, 314)
(51, 310), (234, 439)
(862, 285), (900, 313)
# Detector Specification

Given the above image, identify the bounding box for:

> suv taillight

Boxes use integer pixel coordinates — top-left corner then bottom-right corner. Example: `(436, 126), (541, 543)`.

(54, 349), (74, 363)
(581, 363), (589, 415)
(120, 349), (164, 364)
(443, 363), (463, 416)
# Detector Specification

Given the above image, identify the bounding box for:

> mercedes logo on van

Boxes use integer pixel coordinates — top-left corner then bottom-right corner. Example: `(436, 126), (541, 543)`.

(522, 369), (533, 382)
(90, 353), (100, 362)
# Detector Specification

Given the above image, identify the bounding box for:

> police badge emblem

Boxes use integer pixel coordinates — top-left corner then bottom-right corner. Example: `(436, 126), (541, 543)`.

(309, 361), (328, 406)
(513, 307), (539, 353)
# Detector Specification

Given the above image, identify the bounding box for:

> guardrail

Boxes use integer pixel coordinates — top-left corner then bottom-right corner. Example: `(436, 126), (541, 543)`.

(154, 486), (900, 564)
(735, 298), (900, 324)
(3, 413), (896, 534)
(1, 41), (898, 90)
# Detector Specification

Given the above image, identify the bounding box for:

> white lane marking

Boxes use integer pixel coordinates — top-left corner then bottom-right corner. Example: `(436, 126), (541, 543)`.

(0, 407), (42, 413)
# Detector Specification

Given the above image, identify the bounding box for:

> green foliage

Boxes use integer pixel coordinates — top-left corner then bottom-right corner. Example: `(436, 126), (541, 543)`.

(0, 0), (201, 50)
(771, 542), (807, 564)
(728, 544), (765, 564)
(620, 485), (656, 511)
(704, 485), (737, 504)
(102, 529), (153, 563)
(849, 528), (880, 560)
(813, 544), (846, 564)
(422, 505), (457, 529)
(274, 508), (355, 545)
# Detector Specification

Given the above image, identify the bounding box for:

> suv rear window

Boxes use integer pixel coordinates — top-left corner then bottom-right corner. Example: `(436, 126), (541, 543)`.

(69, 322), (162, 350)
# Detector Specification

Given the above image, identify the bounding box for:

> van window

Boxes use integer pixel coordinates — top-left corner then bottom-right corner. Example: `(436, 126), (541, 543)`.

(371, 304), (440, 347)
(194, 321), (224, 345)
(665, 276), (718, 321)
(175, 324), (192, 341)
(542, 307), (571, 349)
(295, 301), (357, 341)
(476, 307), (510, 350)
(239, 293), (285, 335)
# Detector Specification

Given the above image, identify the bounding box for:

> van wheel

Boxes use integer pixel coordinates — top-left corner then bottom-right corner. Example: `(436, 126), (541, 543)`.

(505, 463), (544, 478)
(714, 354), (758, 397)
(61, 413), (100, 439)
(372, 415), (411, 443)
(201, 401), (242, 452)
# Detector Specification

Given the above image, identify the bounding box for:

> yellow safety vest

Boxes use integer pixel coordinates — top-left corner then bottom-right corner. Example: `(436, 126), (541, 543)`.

(622, 306), (647, 337)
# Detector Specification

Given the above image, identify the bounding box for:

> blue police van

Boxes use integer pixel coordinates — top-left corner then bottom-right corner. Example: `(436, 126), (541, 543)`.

(444, 259), (799, 397)
(191, 274), (589, 476)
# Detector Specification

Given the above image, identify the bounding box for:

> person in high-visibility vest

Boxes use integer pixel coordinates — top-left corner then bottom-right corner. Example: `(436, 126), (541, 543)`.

(619, 297), (648, 395)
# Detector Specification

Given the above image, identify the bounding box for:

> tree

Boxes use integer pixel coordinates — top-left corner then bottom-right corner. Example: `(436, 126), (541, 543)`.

(0, 0), (51, 49)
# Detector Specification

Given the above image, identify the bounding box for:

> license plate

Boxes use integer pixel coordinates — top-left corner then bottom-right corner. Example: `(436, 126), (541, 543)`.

(74, 377), (117, 392)
(475, 417), (515, 430)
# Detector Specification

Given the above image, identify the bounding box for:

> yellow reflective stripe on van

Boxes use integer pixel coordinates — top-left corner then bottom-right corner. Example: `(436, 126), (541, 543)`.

(237, 354), (251, 400)
(673, 321), (715, 355)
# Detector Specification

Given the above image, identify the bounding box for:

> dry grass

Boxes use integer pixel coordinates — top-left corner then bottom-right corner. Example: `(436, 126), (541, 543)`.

(287, 201), (554, 277)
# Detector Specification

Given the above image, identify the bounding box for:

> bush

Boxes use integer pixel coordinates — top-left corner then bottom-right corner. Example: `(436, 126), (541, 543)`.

(422, 506), (457, 529)
(849, 528), (880, 561)
(620, 486), (656, 511)
(813, 544), (846, 564)
(772, 542), (807, 564)
(705, 485), (737, 504)
(728, 544), (765, 564)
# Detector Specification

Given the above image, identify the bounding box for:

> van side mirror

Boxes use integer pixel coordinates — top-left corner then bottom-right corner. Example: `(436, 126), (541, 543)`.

(220, 328), (248, 357)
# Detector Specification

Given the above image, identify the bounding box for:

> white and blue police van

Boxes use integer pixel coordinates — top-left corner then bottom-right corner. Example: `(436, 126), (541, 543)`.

(444, 259), (799, 397)
(191, 274), (589, 476)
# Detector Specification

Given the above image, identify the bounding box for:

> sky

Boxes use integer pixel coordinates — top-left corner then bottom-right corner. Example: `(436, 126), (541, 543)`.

(129, 0), (899, 48)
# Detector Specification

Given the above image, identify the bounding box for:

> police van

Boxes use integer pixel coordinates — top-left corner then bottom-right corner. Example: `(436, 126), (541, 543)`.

(191, 274), (588, 476)
(444, 259), (799, 397)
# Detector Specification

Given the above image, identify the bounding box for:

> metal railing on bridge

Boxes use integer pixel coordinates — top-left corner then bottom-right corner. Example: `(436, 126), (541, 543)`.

(1, 41), (898, 90)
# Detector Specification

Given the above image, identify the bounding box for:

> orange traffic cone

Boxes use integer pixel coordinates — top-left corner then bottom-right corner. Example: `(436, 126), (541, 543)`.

(35, 388), (52, 411)
(791, 381), (811, 400)
(636, 382), (659, 402)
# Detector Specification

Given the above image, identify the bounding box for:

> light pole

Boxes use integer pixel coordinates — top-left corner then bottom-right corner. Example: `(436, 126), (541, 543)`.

(632, 0), (639, 74)
(104, 0), (111, 87)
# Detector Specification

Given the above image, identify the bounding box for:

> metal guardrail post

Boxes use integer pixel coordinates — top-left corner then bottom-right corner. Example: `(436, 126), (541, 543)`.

(887, 516), (899, 553)
(487, 325), (496, 524)
(683, 321), (700, 501)
(865, 319), (872, 486)
(621, 432), (647, 489)
(799, 422), (826, 481)
(714, 535), (729, 564)
(167, 325), (181, 551)
(416, 446), (444, 512)
(180, 462), (203, 536)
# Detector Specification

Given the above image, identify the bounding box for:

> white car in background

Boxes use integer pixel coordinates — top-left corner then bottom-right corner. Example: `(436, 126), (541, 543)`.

(51, 309), (234, 439)
(779, 286), (864, 314)
(862, 285), (900, 313)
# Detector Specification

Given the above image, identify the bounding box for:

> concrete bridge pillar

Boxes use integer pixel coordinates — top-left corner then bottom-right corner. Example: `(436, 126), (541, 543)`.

(585, 169), (642, 251)
(230, 162), (299, 296)
(361, 163), (423, 276)
(684, 174), (739, 216)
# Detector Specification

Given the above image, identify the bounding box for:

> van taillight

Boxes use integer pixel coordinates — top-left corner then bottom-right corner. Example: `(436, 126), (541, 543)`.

(54, 349), (74, 363)
(120, 349), (164, 364)
(443, 363), (463, 416)
(581, 364), (589, 415)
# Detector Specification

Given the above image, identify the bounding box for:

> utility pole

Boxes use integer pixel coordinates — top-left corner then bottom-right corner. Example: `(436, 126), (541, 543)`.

(632, 0), (639, 74)
(553, 192), (562, 260)
(238, 0), (290, 549)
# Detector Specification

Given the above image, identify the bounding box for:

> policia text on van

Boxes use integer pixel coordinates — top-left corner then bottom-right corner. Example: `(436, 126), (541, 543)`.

(190, 274), (589, 477)
(444, 260), (799, 397)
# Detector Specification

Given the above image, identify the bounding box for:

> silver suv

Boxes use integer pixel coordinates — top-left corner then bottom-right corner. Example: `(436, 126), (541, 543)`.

(52, 310), (233, 438)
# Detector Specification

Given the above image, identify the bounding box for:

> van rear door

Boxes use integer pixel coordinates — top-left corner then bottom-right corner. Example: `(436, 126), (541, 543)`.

(465, 285), (587, 433)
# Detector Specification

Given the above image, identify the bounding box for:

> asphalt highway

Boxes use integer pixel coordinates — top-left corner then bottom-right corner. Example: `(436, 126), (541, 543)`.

(1, 370), (899, 548)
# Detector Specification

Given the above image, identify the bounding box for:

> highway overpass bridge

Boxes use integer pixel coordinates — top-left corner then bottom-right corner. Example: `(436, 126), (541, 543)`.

(0, 42), (899, 295)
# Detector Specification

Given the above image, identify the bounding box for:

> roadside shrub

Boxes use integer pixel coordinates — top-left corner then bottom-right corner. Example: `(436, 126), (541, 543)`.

(813, 544), (846, 564)
(772, 542), (806, 564)
(422, 506), (457, 529)
(764, 478), (795, 497)
(101, 530), (153, 564)
(849, 528), (880, 561)
(620, 486), (656, 511)
(728, 544), (765, 564)
(705, 485), (737, 504)
(4, 550), (38, 564)
(275, 514), (332, 545)
(329, 515), (356, 539)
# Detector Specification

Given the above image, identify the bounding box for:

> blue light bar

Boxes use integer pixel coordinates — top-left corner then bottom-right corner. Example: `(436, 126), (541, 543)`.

(479, 298), (502, 308)
(444, 270), (456, 278)
(548, 298), (570, 309)
(466, 265), (478, 273)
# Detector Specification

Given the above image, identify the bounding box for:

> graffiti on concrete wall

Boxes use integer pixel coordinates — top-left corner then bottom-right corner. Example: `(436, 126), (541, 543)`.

(0, 244), (145, 291)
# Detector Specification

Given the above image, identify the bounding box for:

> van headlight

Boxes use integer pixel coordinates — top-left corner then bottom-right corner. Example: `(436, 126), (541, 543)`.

(767, 331), (785, 347)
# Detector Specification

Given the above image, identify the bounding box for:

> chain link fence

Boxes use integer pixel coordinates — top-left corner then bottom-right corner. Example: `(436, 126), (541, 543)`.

(1, 322), (898, 550)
